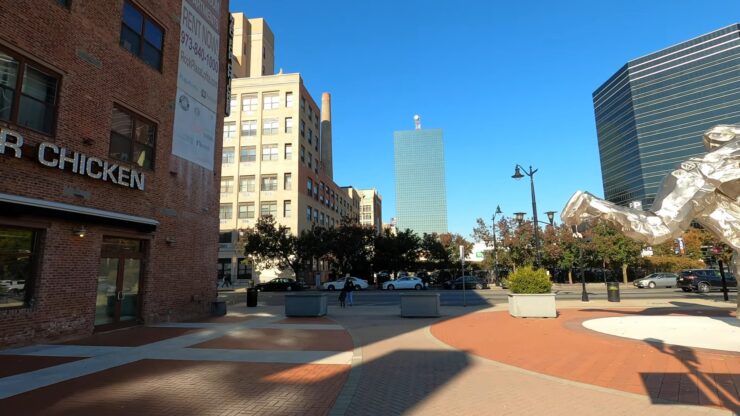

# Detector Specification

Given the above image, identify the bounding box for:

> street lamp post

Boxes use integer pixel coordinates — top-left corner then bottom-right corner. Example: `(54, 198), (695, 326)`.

(491, 205), (502, 286)
(512, 208), (556, 269)
(572, 225), (589, 302)
(512, 165), (546, 268)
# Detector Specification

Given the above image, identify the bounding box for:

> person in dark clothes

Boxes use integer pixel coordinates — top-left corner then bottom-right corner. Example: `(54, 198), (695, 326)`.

(342, 275), (355, 306)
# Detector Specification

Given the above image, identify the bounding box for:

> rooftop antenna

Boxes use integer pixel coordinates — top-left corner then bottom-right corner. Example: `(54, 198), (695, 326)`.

(414, 114), (421, 130)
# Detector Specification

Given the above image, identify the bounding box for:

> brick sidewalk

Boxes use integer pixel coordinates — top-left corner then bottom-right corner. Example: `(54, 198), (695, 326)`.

(0, 301), (737, 415)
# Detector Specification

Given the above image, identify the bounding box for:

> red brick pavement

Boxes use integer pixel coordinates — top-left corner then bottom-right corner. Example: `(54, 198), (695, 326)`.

(0, 355), (84, 378)
(0, 359), (350, 416)
(274, 317), (337, 325)
(191, 328), (353, 351)
(431, 308), (740, 412)
(60, 326), (204, 347)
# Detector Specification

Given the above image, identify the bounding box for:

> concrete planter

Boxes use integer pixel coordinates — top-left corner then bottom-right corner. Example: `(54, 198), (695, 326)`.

(211, 300), (227, 316)
(507, 293), (556, 318)
(400, 293), (440, 317)
(285, 293), (328, 317)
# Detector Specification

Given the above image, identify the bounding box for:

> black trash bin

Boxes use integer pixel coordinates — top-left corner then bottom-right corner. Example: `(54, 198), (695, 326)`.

(246, 288), (258, 307)
(606, 281), (620, 302)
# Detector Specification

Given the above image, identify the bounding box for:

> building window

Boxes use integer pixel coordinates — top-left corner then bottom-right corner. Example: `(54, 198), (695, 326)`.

(219, 232), (232, 244)
(222, 147), (235, 164)
(263, 92), (279, 110)
(119, 1), (163, 70)
(307, 153), (312, 169)
(300, 145), (305, 163)
(285, 92), (293, 107)
(306, 206), (312, 222)
(320, 212), (325, 226)
(308, 105), (313, 119)
(261, 144), (278, 161)
(241, 120), (257, 137)
(300, 120), (305, 137)
(229, 95), (237, 114)
(238, 202), (255, 219)
(220, 177), (234, 194)
(314, 158), (319, 174)
(300, 96), (305, 111)
(240, 146), (256, 162)
(261, 174), (277, 191)
(313, 209), (318, 222)
(284, 200), (292, 218)
(223, 122), (236, 140)
(262, 118), (278, 135)
(284, 143), (293, 160)
(241, 94), (257, 112)
(239, 175), (255, 192)
(57, 0), (71, 7)
(308, 129), (312, 144)
(285, 117), (293, 133)
(284, 173), (292, 190)
(109, 106), (156, 169)
(260, 201), (277, 217)
(0, 50), (60, 135)
(307, 178), (312, 195)
(219, 203), (233, 220)
(0, 226), (39, 309)
(314, 114), (319, 129)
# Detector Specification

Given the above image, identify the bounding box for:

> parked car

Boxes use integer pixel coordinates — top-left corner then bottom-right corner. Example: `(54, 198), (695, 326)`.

(322, 277), (369, 291)
(0, 280), (25, 293)
(633, 272), (678, 289)
(443, 276), (488, 290)
(677, 269), (737, 293)
(382, 276), (425, 290)
(254, 278), (305, 292)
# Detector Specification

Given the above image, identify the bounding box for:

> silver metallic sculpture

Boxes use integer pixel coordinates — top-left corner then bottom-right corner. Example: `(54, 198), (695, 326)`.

(561, 124), (739, 314)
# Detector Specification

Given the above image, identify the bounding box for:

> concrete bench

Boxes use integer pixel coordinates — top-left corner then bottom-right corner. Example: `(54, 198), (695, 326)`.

(400, 293), (440, 317)
(285, 293), (328, 317)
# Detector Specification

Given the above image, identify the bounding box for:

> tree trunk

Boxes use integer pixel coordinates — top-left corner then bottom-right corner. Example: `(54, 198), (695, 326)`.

(622, 263), (629, 284)
(568, 269), (573, 284)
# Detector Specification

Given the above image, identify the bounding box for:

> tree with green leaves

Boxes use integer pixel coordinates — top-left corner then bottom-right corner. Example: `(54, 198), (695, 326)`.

(590, 221), (642, 283)
(324, 218), (376, 276)
(373, 228), (421, 277)
(419, 232), (451, 270)
(242, 216), (305, 276)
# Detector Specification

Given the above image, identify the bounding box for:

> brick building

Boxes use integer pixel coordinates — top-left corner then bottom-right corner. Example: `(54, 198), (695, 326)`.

(0, 0), (230, 346)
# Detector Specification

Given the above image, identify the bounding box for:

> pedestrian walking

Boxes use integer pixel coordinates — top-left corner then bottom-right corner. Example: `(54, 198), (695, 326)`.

(338, 288), (347, 308)
(343, 275), (355, 306)
(220, 274), (232, 288)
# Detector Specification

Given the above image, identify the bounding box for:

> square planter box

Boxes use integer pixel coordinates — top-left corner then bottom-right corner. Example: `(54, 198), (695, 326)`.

(285, 293), (328, 317)
(400, 293), (440, 317)
(507, 293), (556, 318)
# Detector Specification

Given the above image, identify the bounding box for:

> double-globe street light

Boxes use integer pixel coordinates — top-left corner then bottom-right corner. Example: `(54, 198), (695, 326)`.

(511, 164), (556, 268)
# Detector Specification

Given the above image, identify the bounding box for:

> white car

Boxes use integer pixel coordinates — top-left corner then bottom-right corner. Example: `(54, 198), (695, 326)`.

(383, 276), (425, 290)
(322, 277), (368, 291)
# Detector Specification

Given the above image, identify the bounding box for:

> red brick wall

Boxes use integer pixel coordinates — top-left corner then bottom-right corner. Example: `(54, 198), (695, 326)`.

(0, 0), (230, 346)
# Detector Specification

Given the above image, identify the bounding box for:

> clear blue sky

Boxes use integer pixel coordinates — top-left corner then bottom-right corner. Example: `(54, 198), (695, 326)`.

(230, 0), (738, 237)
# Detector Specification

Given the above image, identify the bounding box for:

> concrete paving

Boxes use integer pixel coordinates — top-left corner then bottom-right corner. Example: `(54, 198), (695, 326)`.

(0, 296), (737, 415)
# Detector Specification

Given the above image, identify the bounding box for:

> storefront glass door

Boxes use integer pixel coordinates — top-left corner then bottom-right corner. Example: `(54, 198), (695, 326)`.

(95, 237), (143, 328)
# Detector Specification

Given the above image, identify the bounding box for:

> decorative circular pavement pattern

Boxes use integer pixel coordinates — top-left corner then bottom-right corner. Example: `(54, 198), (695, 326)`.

(582, 316), (740, 352)
(430, 309), (740, 411)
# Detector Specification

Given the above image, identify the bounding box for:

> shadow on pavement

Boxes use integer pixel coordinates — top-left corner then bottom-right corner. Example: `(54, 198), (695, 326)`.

(641, 338), (740, 413)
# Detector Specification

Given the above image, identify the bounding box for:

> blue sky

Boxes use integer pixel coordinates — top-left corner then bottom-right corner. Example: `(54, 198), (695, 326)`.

(230, 0), (738, 237)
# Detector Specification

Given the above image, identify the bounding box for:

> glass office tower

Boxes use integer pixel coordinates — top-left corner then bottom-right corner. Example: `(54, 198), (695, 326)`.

(593, 24), (740, 208)
(393, 128), (448, 235)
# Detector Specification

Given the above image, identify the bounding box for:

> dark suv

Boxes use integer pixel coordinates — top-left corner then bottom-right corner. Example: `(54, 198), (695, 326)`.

(677, 269), (737, 293)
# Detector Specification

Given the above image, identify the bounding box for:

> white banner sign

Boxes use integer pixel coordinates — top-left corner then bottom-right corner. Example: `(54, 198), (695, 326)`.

(172, 0), (222, 171)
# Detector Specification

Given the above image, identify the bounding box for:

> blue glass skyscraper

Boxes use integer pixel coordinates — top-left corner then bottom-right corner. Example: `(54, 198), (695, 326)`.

(393, 126), (448, 235)
(593, 24), (740, 208)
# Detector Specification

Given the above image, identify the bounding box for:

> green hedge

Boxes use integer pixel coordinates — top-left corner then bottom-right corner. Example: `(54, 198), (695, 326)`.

(507, 266), (552, 294)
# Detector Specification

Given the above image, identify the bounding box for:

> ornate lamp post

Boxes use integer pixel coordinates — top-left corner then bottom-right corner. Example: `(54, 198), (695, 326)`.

(512, 208), (556, 268)
(491, 205), (503, 286)
(571, 225), (590, 302)
(512, 165), (546, 268)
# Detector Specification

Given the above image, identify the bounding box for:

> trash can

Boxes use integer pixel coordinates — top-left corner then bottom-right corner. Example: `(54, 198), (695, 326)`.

(246, 288), (258, 307)
(606, 281), (620, 302)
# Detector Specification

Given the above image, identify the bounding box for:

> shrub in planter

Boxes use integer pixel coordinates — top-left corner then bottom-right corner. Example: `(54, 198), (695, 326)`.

(507, 266), (552, 294)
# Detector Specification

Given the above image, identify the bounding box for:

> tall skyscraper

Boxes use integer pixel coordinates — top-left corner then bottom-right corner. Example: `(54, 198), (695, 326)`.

(593, 24), (740, 208)
(393, 117), (448, 235)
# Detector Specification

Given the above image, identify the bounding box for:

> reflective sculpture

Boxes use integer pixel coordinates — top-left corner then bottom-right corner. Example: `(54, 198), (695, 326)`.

(561, 125), (739, 313)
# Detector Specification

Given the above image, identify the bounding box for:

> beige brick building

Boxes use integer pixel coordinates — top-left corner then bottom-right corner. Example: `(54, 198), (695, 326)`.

(217, 13), (363, 283)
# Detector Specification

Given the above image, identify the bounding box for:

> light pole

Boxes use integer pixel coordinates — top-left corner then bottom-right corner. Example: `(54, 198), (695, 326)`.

(512, 165), (545, 268)
(512, 209), (556, 268)
(572, 225), (589, 302)
(491, 205), (502, 286)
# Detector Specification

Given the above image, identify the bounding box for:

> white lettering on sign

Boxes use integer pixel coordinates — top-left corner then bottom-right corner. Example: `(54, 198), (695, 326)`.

(1, 127), (146, 191)
(0, 129), (24, 158)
